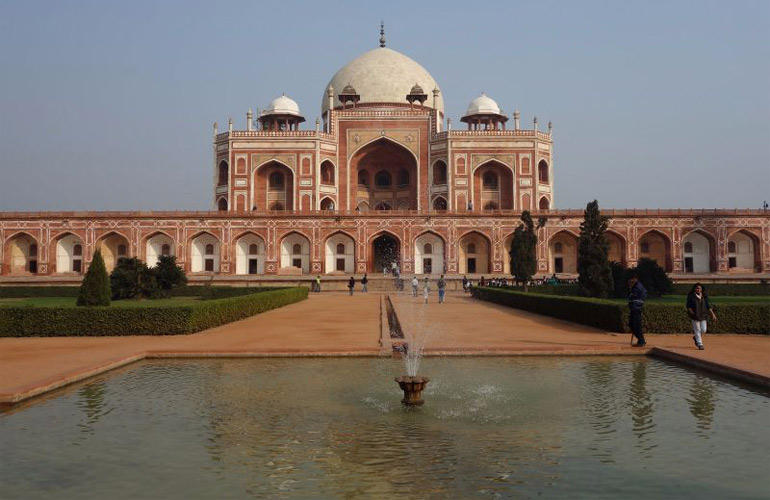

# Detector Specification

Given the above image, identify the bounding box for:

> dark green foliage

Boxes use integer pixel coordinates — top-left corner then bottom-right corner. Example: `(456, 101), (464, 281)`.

(110, 257), (155, 300)
(510, 211), (546, 290)
(0, 287), (308, 337)
(0, 285), (282, 299)
(76, 250), (111, 307)
(669, 283), (769, 296)
(471, 286), (769, 334)
(0, 287), (80, 298)
(610, 261), (629, 298)
(577, 200), (613, 298)
(633, 258), (673, 297)
(153, 255), (187, 298)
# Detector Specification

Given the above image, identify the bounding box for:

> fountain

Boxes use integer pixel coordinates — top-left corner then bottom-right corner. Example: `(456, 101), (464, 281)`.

(393, 317), (430, 406)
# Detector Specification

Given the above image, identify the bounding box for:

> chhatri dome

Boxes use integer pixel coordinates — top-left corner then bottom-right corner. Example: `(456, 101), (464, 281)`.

(321, 25), (444, 114)
(463, 93), (502, 117)
(263, 94), (303, 117)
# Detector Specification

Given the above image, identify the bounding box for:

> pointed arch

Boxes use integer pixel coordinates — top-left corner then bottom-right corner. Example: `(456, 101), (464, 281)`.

(726, 229), (761, 272)
(538, 159), (549, 183)
(234, 231), (266, 275)
(320, 159), (336, 186)
(432, 159), (448, 186)
(188, 231), (221, 273)
(324, 230), (355, 273)
(143, 230), (176, 267)
(351, 137), (419, 212)
(53, 231), (85, 274)
(95, 230), (130, 273)
(472, 159), (514, 210)
(458, 230), (492, 274)
(413, 231), (445, 275)
(279, 231), (311, 274)
(253, 159), (295, 212)
(320, 196), (335, 211)
(432, 195), (448, 211)
(548, 230), (578, 274)
(638, 229), (673, 272)
(605, 230), (627, 266)
(681, 229), (717, 273)
(369, 230), (401, 274)
(3, 231), (39, 274)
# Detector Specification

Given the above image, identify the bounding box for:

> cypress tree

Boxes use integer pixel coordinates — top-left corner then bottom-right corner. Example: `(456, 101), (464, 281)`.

(77, 249), (111, 306)
(510, 211), (545, 292)
(577, 200), (613, 298)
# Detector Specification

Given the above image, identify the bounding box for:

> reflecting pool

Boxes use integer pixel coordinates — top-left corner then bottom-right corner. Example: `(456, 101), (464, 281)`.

(1, 357), (768, 499)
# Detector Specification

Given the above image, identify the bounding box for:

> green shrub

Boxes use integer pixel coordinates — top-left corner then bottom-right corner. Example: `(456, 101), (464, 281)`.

(77, 250), (110, 307)
(0, 287), (308, 337)
(154, 255), (187, 298)
(0, 286), (80, 298)
(110, 257), (155, 300)
(669, 283), (770, 297)
(471, 286), (769, 334)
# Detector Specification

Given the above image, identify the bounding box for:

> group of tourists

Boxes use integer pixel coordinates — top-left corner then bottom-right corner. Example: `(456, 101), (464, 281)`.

(627, 277), (716, 350)
(410, 275), (447, 303)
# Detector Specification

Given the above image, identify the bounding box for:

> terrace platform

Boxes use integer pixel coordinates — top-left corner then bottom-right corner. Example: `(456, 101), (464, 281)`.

(1, 292), (768, 406)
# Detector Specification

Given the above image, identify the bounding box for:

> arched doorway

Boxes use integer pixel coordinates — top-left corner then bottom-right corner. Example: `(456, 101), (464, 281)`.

(638, 230), (672, 272)
(458, 232), (490, 274)
(372, 233), (400, 274)
(146, 233), (174, 268)
(352, 138), (418, 212)
(432, 196), (447, 211)
(191, 233), (220, 273)
(55, 233), (84, 274)
(325, 233), (355, 273)
(5, 233), (38, 274)
(96, 232), (130, 273)
(414, 232), (444, 275)
(682, 231), (715, 273)
(606, 231), (627, 266)
(280, 233), (310, 274)
(727, 230), (760, 272)
(473, 161), (514, 210)
(254, 161), (294, 212)
(235, 233), (265, 275)
(549, 231), (578, 274)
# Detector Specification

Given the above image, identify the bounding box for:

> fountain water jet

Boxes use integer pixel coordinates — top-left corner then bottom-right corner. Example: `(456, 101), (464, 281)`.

(392, 306), (431, 406)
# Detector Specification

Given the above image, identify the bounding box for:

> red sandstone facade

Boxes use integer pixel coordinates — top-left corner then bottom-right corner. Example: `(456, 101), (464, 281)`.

(1, 42), (769, 281)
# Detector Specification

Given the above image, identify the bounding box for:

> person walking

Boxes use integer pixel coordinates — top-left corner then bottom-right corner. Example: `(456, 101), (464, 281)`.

(462, 275), (469, 293)
(686, 283), (717, 350)
(361, 273), (368, 293)
(411, 276), (419, 297)
(348, 276), (355, 296)
(627, 274), (648, 347)
(437, 275), (446, 303)
(315, 275), (321, 293)
(423, 277), (430, 304)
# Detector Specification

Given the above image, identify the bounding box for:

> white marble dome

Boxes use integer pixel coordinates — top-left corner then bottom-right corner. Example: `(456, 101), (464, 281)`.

(264, 94), (302, 116)
(322, 47), (443, 114)
(463, 93), (502, 117)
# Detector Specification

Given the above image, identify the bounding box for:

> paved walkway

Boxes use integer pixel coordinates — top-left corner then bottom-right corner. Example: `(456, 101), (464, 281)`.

(1, 291), (768, 405)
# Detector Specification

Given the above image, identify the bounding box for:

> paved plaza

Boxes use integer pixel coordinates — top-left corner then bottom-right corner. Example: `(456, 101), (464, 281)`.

(1, 292), (768, 405)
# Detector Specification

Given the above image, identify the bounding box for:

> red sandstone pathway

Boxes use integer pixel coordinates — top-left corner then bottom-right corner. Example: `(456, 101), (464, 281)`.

(1, 291), (768, 405)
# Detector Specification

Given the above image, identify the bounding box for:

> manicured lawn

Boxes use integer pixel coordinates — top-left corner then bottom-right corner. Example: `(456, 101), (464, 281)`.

(607, 295), (770, 304)
(0, 297), (202, 308)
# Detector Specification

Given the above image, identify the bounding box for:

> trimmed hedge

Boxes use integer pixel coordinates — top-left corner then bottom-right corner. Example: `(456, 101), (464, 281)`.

(0, 285), (285, 300)
(670, 283), (769, 297)
(471, 286), (769, 334)
(0, 287), (308, 337)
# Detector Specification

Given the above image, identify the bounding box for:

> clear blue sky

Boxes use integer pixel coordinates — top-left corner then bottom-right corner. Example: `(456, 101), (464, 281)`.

(1, 0), (768, 211)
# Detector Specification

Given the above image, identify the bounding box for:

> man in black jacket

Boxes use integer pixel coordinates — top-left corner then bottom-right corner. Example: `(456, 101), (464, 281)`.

(627, 274), (648, 347)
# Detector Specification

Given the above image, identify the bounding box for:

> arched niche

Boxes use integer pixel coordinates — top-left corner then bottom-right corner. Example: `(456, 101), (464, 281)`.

(473, 160), (513, 210)
(5, 232), (38, 274)
(280, 232), (310, 274)
(682, 230), (716, 273)
(55, 233), (84, 274)
(254, 160), (295, 212)
(549, 231), (578, 274)
(458, 232), (490, 274)
(145, 233), (174, 268)
(414, 232), (444, 275)
(325, 232), (355, 274)
(191, 233), (220, 273)
(96, 232), (130, 273)
(638, 230), (672, 272)
(352, 138), (418, 212)
(432, 160), (447, 185)
(320, 160), (335, 186)
(235, 233), (265, 275)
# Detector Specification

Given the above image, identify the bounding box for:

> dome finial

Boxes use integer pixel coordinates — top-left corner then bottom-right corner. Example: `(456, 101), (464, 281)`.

(379, 21), (386, 48)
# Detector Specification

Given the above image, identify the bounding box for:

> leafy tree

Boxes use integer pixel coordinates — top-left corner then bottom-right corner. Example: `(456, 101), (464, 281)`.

(110, 257), (154, 300)
(633, 257), (673, 297)
(610, 261), (628, 298)
(77, 249), (111, 307)
(154, 255), (187, 298)
(577, 200), (613, 298)
(510, 211), (546, 292)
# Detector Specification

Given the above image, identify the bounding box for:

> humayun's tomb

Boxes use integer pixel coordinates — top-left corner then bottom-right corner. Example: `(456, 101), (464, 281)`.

(1, 31), (769, 285)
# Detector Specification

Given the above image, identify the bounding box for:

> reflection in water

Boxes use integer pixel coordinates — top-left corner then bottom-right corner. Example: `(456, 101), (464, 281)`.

(688, 376), (716, 435)
(75, 381), (109, 438)
(1, 358), (768, 500)
(582, 360), (620, 463)
(628, 361), (657, 458)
